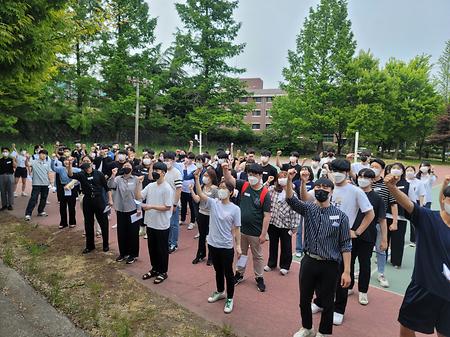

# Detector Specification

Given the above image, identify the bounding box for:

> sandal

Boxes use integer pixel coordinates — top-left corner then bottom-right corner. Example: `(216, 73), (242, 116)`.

(153, 273), (167, 284)
(142, 270), (158, 280)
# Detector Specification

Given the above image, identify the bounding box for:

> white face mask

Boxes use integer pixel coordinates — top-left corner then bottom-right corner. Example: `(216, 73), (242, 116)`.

(405, 171), (415, 180)
(332, 172), (346, 184)
(391, 168), (403, 177)
(2, 152), (9, 157)
(218, 189), (229, 200)
(202, 176), (210, 185)
(218, 158), (225, 165)
(358, 178), (371, 188)
(371, 168), (381, 177)
(278, 178), (288, 186)
(143, 158), (151, 166)
(420, 166), (429, 173)
(444, 202), (450, 215)
(260, 156), (269, 164)
(21, 151), (26, 156)
(289, 156), (297, 164)
(248, 175), (259, 186)
(312, 161), (319, 169)
(195, 162), (203, 169)
(164, 160), (173, 169)
(118, 154), (126, 161)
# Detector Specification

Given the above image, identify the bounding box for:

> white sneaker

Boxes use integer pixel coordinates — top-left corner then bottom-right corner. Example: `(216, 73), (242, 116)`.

(263, 265), (272, 272)
(208, 291), (226, 303)
(311, 302), (323, 314)
(292, 327), (315, 337)
(347, 289), (354, 295)
(144, 233), (148, 239)
(187, 222), (195, 230)
(24, 215), (31, 221)
(354, 270), (359, 279)
(112, 223), (117, 229)
(46, 201), (50, 204)
(280, 268), (289, 275)
(377, 274), (390, 288)
(333, 312), (344, 325)
(194, 233), (200, 239)
(409, 243), (416, 247)
(295, 252), (303, 258)
(139, 226), (146, 236)
(37, 212), (48, 217)
(223, 298), (234, 314)
(316, 333), (327, 337)
(14, 192), (18, 197)
(359, 292), (369, 305)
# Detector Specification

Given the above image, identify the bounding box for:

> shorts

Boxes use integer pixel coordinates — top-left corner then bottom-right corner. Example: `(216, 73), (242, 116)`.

(398, 280), (450, 336)
(14, 167), (27, 178)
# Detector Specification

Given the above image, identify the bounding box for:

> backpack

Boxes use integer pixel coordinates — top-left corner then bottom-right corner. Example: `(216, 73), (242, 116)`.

(241, 181), (269, 207)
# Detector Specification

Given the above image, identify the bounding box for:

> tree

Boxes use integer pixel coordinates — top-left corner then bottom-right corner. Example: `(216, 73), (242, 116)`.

(276, 0), (356, 153)
(436, 40), (450, 104)
(173, 0), (251, 137)
(428, 105), (450, 162)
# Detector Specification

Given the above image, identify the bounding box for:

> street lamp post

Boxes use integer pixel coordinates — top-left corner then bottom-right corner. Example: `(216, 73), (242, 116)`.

(128, 76), (150, 150)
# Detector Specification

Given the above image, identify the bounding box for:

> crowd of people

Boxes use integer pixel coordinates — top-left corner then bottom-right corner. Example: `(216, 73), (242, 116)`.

(0, 142), (448, 337)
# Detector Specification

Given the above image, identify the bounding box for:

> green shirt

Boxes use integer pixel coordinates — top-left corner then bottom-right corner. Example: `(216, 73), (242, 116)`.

(236, 180), (271, 237)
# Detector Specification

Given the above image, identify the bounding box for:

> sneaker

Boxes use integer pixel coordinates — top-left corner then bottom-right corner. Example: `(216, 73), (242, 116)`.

(116, 255), (127, 262)
(393, 265), (400, 269)
(7, 206), (13, 210)
(37, 212), (48, 217)
(377, 274), (390, 288)
(144, 233), (148, 239)
(21, 192), (28, 197)
(223, 298), (234, 314)
(46, 201), (50, 204)
(206, 259), (213, 266)
(208, 291), (226, 303)
(126, 256), (136, 264)
(194, 233), (200, 239)
(354, 270), (359, 279)
(187, 223), (195, 230)
(295, 252), (303, 258)
(333, 312), (344, 325)
(409, 243), (416, 247)
(359, 292), (369, 305)
(292, 327), (315, 337)
(14, 192), (18, 197)
(192, 256), (204, 264)
(255, 277), (266, 292)
(316, 333), (327, 337)
(347, 289), (354, 296)
(139, 226), (146, 236)
(112, 223), (117, 229)
(263, 265), (272, 272)
(280, 268), (289, 276)
(24, 215), (31, 221)
(234, 272), (244, 285)
(168, 245), (178, 254)
(311, 302), (323, 314)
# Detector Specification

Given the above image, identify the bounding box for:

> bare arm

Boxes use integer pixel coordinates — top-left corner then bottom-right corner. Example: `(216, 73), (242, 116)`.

(232, 225), (242, 256)
(385, 175), (414, 214)
(259, 212), (271, 244)
(379, 218), (388, 251)
(390, 204), (398, 231)
(222, 162), (236, 187)
(193, 172), (207, 202)
(275, 150), (282, 169)
(143, 204), (171, 212)
(353, 209), (375, 237)
(341, 252), (351, 288)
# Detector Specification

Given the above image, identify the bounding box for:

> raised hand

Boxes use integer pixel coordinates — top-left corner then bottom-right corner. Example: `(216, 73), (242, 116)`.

(111, 167), (118, 176)
(300, 169), (310, 182)
(384, 174), (399, 187)
(288, 168), (297, 180)
(276, 150), (282, 156)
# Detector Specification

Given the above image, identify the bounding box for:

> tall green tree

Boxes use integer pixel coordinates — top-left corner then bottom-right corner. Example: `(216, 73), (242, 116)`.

(173, 0), (251, 136)
(436, 40), (450, 104)
(275, 0), (356, 152)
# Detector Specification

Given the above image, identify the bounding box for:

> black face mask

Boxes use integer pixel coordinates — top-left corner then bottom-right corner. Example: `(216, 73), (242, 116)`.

(328, 153), (334, 158)
(122, 167), (132, 175)
(152, 171), (160, 180)
(360, 156), (368, 162)
(58, 151), (64, 156)
(315, 189), (330, 203)
(80, 163), (91, 171)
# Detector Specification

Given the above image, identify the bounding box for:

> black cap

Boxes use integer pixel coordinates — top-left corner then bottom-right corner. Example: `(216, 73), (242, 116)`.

(443, 186), (450, 198)
(247, 163), (263, 175)
(153, 161), (167, 173)
(315, 177), (334, 189)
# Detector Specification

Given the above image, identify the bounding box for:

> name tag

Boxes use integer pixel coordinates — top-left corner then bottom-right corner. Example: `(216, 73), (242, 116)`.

(374, 187), (381, 192)
(331, 221), (340, 227)
(398, 186), (404, 189)
(6, 160), (12, 164)
(87, 177), (94, 180)
(244, 193), (251, 197)
(263, 171), (268, 175)
(329, 215), (340, 220)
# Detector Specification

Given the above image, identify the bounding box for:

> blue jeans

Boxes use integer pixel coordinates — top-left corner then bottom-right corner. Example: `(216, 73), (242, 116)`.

(375, 223), (386, 275)
(296, 221), (303, 253)
(168, 206), (179, 248)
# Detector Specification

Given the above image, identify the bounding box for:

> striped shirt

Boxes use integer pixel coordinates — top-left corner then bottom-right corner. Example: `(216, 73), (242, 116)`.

(286, 197), (352, 262)
(164, 167), (182, 205)
(372, 178), (396, 212)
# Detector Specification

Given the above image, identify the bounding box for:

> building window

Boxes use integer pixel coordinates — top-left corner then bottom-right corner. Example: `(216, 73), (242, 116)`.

(254, 97), (262, 103)
(252, 109), (261, 116)
(267, 96), (273, 102)
(266, 109), (271, 117)
(266, 123), (271, 128)
(252, 123), (260, 130)
(239, 97), (248, 103)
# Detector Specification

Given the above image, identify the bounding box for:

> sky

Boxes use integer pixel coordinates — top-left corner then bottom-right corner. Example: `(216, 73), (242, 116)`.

(148, 0), (450, 89)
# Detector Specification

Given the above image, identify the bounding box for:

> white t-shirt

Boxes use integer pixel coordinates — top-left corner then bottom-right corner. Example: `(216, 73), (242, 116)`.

(141, 181), (174, 230)
(206, 198), (241, 249)
(351, 162), (370, 175)
(420, 174), (436, 204)
(331, 183), (373, 227)
(164, 167), (182, 205)
(407, 178), (426, 203)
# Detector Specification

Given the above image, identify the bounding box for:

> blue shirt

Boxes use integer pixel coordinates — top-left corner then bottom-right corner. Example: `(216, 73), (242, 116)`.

(408, 203), (450, 301)
(51, 159), (80, 184)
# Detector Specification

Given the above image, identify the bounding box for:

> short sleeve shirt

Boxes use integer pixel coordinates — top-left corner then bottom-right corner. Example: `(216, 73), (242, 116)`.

(206, 198), (241, 249)
(352, 190), (386, 243)
(29, 159), (51, 186)
(141, 181), (174, 230)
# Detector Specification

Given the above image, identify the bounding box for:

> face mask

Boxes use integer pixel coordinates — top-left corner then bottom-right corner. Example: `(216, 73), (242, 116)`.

(64, 152), (71, 157)
(80, 163), (91, 170)
(371, 168), (381, 176)
(289, 156), (297, 164)
(122, 167), (132, 175)
(218, 189), (229, 200)
(21, 151), (26, 156)
(420, 166), (429, 173)
(202, 176), (210, 185)
(248, 175), (259, 186)
(195, 162), (203, 169)
(328, 153), (334, 158)
(391, 168), (403, 177)
(360, 156), (368, 162)
(143, 158), (151, 166)
(260, 156), (269, 164)
(164, 161), (172, 169)
(312, 161), (319, 169)
(332, 172), (346, 184)
(218, 158), (225, 165)
(225, 150), (230, 155)
(405, 171), (415, 179)
(58, 151), (64, 156)
(278, 178), (288, 186)
(152, 171), (160, 180)
(315, 189), (330, 203)
(444, 202), (450, 215)
(90, 152), (97, 158)
(2, 152), (9, 157)
(118, 154), (126, 161)
(358, 178), (371, 188)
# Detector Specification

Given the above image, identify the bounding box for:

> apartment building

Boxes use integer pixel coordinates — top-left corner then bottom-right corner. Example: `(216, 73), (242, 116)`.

(240, 78), (285, 131)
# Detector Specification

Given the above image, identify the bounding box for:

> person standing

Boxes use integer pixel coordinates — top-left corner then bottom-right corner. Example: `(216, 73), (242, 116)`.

(384, 174), (449, 337)
(405, 166), (425, 247)
(223, 162), (271, 292)
(108, 162), (141, 264)
(0, 147), (16, 211)
(13, 148), (29, 197)
(24, 150), (53, 220)
(180, 152), (198, 230)
(194, 170), (242, 313)
(137, 162), (174, 285)
(276, 150), (302, 181)
(67, 158), (112, 254)
(416, 161), (437, 209)
(260, 150), (278, 184)
(286, 169), (351, 337)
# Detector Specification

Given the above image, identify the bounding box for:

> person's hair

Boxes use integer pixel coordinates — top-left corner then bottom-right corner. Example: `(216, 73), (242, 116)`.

(275, 171), (288, 192)
(127, 147), (135, 153)
(1, 147), (10, 152)
(315, 177), (334, 190)
(416, 161), (431, 178)
(123, 161), (132, 167)
(312, 155), (321, 162)
(361, 151), (371, 157)
(203, 153), (211, 160)
(219, 181), (235, 193)
(217, 151), (228, 159)
(330, 158), (350, 172)
(370, 158), (386, 169)
(187, 152), (195, 160)
(195, 154), (204, 162)
(290, 151), (299, 158)
(153, 161), (167, 173)
(327, 148), (335, 153)
(358, 168), (375, 179)
(101, 145), (109, 150)
(246, 148), (255, 155)
(261, 150), (271, 157)
(205, 168), (219, 186)
(80, 155), (93, 163)
(247, 163), (263, 175)
(405, 165), (416, 173)
(163, 151), (176, 160)
(39, 149), (48, 155)
(301, 165), (314, 181)
(391, 162), (406, 180)
(443, 186), (450, 198)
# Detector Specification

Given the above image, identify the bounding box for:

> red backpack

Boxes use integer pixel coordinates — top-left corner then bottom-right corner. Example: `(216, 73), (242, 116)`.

(241, 181), (269, 206)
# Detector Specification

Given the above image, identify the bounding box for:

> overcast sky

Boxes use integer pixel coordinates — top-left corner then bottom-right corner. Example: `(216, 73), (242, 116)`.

(148, 0), (450, 88)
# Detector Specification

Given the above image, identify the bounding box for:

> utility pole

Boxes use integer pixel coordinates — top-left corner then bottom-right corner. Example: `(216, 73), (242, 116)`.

(128, 77), (150, 150)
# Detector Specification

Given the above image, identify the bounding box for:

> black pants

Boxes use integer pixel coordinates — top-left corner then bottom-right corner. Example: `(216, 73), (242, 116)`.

(409, 223), (416, 243)
(117, 210), (140, 258)
(196, 213), (211, 260)
(387, 218), (407, 267)
(180, 191), (196, 223)
(59, 194), (77, 227)
(82, 196), (109, 250)
(267, 224), (293, 270)
(25, 185), (49, 216)
(300, 255), (339, 335)
(350, 238), (375, 293)
(314, 260), (348, 315)
(209, 245), (235, 299)
(147, 227), (170, 274)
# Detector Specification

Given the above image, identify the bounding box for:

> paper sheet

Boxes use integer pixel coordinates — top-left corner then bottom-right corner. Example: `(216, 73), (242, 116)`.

(443, 263), (450, 282)
(64, 189), (72, 196)
(103, 205), (111, 214)
(131, 212), (143, 223)
(236, 255), (248, 269)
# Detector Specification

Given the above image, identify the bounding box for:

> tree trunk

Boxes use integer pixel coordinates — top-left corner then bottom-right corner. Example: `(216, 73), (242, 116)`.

(335, 133), (342, 155)
(442, 143), (448, 162)
(418, 138), (424, 161)
(394, 142), (400, 160)
(316, 139), (323, 153)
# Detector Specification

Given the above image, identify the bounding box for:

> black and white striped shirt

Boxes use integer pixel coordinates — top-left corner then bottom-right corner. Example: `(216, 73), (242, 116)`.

(372, 178), (396, 211)
(286, 197), (352, 262)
